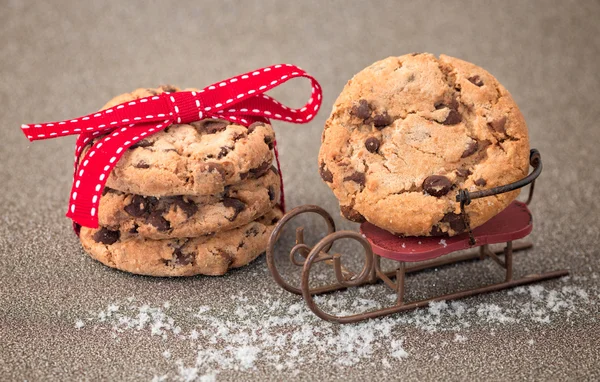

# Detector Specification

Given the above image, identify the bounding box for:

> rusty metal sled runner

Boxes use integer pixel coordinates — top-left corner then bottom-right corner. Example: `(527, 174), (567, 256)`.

(266, 149), (569, 323)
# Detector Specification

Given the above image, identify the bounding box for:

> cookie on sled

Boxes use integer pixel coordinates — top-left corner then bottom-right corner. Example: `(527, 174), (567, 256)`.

(267, 54), (568, 323)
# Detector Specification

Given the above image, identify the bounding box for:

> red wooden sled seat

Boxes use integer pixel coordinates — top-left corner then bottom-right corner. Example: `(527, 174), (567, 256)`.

(360, 201), (533, 262)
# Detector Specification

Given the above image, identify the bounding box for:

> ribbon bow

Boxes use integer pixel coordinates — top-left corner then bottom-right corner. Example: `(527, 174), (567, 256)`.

(22, 64), (322, 228)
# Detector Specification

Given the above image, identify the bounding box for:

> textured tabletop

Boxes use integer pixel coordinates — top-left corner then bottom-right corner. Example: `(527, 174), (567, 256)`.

(1, 1), (599, 381)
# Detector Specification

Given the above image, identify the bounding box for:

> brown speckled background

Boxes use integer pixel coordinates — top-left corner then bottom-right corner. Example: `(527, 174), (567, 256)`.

(1, 1), (599, 381)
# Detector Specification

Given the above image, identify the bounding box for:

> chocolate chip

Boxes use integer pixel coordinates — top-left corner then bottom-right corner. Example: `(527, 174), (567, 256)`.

(373, 112), (393, 129)
(365, 137), (380, 153)
(456, 168), (472, 178)
(430, 225), (446, 236)
(340, 205), (366, 223)
(351, 99), (371, 120)
(270, 165), (279, 175)
(134, 160), (150, 169)
(249, 161), (271, 178)
(147, 211), (170, 231)
(442, 109), (462, 125)
(423, 175), (453, 197)
(247, 122), (266, 134)
(441, 213), (466, 233)
(146, 89), (158, 96)
(319, 162), (333, 183)
(130, 140), (153, 149)
(223, 197), (246, 221)
(124, 195), (151, 218)
(449, 98), (460, 110)
(408, 73), (415, 82)
(92, 228), (120, 245)
(217, 250), (235, 266)
(205, 121), (228, 134)
(435, 101), (462, 125)
(468, 75), (484, 87)
(343, 172), (366, 186)
(173, 248), (194, 266)
(246, 226), (260, 237)
(410, 52), (422, 56)
(265, 137), (275, 150)
(487, 116), (507, 134)
(171, 196), (198, 218)
(206, 163), (226, 179)
(233, 132), (246, 141)
(160, 85), (178, 93)
(461, 141), (478, 158)
(474, 178), (487, 187)
(218, 147), (230, 159)
(129, 224), (139, 234)
(268, 186), (276, 201)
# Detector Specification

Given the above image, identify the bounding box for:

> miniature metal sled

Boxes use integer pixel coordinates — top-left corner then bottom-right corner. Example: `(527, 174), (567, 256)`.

(266, 149), (569, 323)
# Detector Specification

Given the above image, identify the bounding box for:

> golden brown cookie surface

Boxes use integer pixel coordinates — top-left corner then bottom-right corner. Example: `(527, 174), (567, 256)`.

(318, 54), (530, 236)
(80, 208), (282, 276)
(97, 168), (280, 240)
(90, 86), (275, 197)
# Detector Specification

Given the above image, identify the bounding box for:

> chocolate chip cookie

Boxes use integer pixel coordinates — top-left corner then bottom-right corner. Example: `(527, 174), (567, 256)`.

(80, 208), (283, 276)
(319, 54), (530, 236)
(98, 168), (280, 239)
(91, 86), (276, 197)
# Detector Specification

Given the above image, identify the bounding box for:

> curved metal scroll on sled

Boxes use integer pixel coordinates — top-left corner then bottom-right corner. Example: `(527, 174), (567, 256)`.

(266, 149), (569, 324)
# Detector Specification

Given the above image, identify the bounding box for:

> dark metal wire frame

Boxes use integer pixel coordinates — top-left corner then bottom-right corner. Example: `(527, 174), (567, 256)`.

(266, 148), (569, 323)
(457, 148), (542, 206)
(457, 149), (541, 245)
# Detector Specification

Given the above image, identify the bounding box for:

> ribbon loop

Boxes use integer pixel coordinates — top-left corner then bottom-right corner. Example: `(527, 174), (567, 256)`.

(20, 64), (323, 229)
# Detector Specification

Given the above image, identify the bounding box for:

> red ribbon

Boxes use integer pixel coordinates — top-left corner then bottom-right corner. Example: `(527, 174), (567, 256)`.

(22, 64), (322, 229)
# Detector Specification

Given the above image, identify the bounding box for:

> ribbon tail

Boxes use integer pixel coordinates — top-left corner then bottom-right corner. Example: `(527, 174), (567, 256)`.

(21, 93), (173, 142)
(66, 121), (172, 227)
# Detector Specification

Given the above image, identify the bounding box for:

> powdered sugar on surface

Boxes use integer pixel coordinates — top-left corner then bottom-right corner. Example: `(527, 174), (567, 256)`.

(74, 275), (598, 381)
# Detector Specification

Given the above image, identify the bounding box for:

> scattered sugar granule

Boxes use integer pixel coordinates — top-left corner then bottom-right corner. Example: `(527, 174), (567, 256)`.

(454, 334), (467, 343)
(439, 239), (447, 248)
(390, 339), (409, 359)
(71, 272), (597, 380)
(402, 243), (406, 248)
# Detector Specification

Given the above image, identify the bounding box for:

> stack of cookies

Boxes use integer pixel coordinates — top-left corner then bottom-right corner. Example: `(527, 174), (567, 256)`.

(79, 86), (282, 276)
